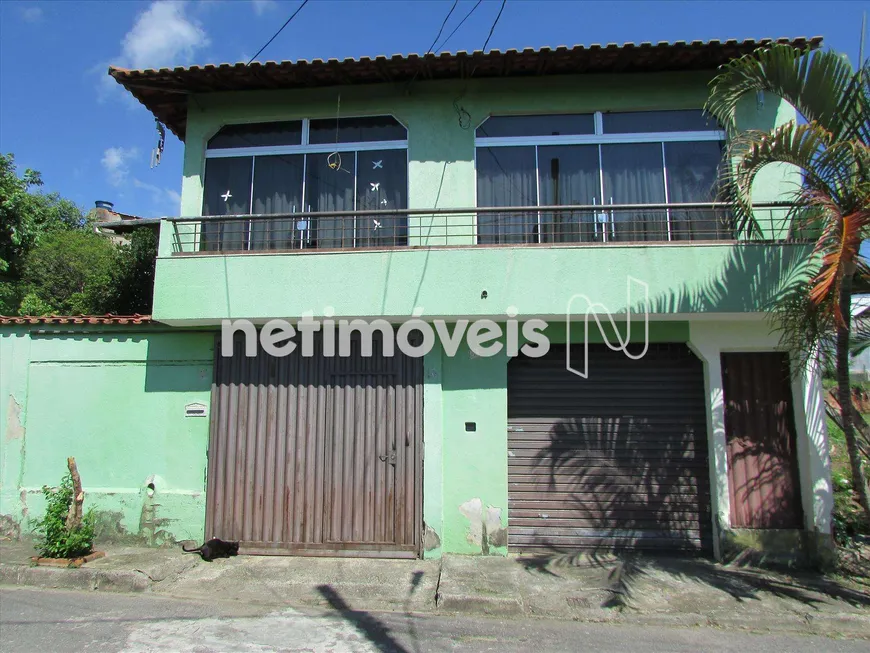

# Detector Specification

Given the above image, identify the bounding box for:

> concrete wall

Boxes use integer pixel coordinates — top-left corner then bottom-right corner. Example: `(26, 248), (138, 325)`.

(0, 325), (214, 544)
(1, 317), (831, 557)
(153, 72), (803, 324)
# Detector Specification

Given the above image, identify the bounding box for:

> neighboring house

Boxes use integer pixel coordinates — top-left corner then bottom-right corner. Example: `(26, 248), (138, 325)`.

(0, 38), (833, 560)
(91, 200), (160, 244)
(851, 295), (870, 380)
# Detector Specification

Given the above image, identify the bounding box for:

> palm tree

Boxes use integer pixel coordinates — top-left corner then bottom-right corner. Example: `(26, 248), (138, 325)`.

(705, 44), (870, 525)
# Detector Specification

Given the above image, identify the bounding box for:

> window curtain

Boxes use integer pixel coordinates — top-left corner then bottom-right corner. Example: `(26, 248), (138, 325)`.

(354, 149), (408, 247)
(537, 145), (601, 243)
(664, 141), (728, 240)
(250, 155), (304, 250)
(304, 151), (355, 249)
(476, 146), (537, 244)
(601, 143), (666, 242)
(201, 157), (253, 251)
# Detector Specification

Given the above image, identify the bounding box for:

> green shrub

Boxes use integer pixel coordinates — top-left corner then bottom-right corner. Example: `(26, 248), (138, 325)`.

(31, 472), (95, 558)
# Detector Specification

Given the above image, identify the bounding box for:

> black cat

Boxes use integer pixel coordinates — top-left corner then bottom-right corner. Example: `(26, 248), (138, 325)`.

(181, 538), (240, 562)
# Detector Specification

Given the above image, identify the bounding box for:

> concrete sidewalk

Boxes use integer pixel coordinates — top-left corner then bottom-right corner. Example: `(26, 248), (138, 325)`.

(2, 539), (869, 639)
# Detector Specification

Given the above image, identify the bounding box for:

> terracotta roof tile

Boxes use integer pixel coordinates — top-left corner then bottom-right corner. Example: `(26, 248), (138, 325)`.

(108, 37), (823, 141)
(0, 314), (152, 326)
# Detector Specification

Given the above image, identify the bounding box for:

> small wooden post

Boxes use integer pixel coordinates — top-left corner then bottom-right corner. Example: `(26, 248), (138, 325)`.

(66, 456), (84, 531)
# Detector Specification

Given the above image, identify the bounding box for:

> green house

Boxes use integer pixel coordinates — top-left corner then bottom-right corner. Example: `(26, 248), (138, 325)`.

(0, 38), (832, 560)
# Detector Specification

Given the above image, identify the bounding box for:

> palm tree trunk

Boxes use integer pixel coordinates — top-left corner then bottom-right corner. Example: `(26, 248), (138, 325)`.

(836, 269), (870, 525)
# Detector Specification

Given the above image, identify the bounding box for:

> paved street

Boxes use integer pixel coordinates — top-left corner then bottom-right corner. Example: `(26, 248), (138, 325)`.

(1, 586), (867, 653)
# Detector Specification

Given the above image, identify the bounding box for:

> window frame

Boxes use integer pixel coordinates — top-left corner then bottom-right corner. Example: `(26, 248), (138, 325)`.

(473, 110), (727, 243)
(205, 115), (408, 159)
(200, 115), (409, 251)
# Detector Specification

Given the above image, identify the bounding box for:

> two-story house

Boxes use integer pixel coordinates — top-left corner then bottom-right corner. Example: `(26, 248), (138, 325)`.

(0, 38), (831, 561)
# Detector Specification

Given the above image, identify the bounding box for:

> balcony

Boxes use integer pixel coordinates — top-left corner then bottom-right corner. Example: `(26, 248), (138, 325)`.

(167, 202), (805, 255)
(153, 201), (815, 324)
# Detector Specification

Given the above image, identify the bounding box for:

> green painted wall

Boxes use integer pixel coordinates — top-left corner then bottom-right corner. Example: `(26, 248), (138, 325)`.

(153, 71), (803, 321)
(0, 326), (214, 543)
(153, 240), (813, 324)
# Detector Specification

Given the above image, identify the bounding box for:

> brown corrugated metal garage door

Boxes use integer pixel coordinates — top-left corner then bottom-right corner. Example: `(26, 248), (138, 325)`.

(205, 334), (422, 557)
(721, 352), (802, 529)
(507, 343), (712, 554)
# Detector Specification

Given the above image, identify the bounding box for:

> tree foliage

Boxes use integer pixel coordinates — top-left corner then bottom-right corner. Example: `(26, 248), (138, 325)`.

(0, 153), (84, 278)
(31, 471), (95, 559)
(705, 44), (870, 527)
(20, 230), (120, 315)
(113, 227), (158, 316)
(0, 153), (158, 316)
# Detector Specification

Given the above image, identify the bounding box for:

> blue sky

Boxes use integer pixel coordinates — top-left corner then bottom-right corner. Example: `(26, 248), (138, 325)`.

(0, 0), (867, 220)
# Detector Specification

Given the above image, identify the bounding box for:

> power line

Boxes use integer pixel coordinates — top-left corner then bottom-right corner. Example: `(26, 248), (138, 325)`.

(435, 0), (483, 52)
(426, 0), (459, 56)
(247, 0), (311, 65)
(467, 0), (507, 80)
(481, 0), (507, 53)
(405, 1), (459, 91)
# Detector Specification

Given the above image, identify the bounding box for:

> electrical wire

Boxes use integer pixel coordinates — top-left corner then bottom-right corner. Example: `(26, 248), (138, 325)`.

(426, 0), (459, 56)
(405, 0), (459, 91)
(435, 0), (483, 52)
(247, 0), (311, 65)
(481, 0), (506, 53)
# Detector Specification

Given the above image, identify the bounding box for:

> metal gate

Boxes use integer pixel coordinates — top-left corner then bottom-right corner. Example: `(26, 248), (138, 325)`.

(205, 334), (423, 557)
(721, 352), (802, 529)
(507, 343), (713, 554)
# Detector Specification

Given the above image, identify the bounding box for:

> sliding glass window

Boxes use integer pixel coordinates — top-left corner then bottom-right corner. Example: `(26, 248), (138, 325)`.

(201, 117), (407, 251)
(475, 110), (727, 244)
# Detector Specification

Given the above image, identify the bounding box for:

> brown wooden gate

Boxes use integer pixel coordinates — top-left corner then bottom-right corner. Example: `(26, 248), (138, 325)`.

(721, 352), (802, 529)
(507, 343), (712, 554)
(205, 334), (423, 557)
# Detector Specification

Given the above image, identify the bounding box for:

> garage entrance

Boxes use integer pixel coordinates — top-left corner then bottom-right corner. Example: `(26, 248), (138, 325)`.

(205, 334), (423, 557)
(507, 343), (713, 554)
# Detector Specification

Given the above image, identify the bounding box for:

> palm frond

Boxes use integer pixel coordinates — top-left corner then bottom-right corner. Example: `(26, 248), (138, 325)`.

(804, 188), (870, 324)
(705, 44), (862, 142)
(719, 121), (865, 235)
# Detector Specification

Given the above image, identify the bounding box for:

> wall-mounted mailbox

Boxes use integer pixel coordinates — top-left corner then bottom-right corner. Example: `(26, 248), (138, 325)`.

(185, 402), (207, 418)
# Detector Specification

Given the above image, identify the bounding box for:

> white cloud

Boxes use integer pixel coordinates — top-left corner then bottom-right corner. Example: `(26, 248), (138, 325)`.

(96, 1), (210, 102)
(252, 0), (277, 16)
(133, 179), (182, 215)
(121, 1), (210, 70)
(102, 147), (139, 186)
(20, 5), (44, 23)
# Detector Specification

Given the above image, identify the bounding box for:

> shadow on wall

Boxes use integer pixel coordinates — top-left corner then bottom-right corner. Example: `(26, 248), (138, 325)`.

(631, 243), (815, 317)
(722, 352), (803, 530)
(513, 344), (712, 558)
(143, 334), (214, 393)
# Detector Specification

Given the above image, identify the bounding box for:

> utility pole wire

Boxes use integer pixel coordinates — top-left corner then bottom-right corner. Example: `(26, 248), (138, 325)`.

(435, 0), (483, 52)
(426, 0), (459, 56)
(860, 11), (867, 67)
(247, 0), (311, 65)
(481, 0), (507, 53)
(405, 1), (459, 91)
(468, 0), (507, 79)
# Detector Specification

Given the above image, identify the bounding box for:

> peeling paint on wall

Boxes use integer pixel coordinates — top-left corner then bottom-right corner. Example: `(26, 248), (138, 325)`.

(5, 395), (25, 441)
(0, 513), (20, 539)
(18, 489), (28, 518)
(459, 497), (505, 553)
(423, 523), (441, 551)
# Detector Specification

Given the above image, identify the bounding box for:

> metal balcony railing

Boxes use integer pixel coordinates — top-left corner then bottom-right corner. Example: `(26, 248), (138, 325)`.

(167, 202), (807, 255)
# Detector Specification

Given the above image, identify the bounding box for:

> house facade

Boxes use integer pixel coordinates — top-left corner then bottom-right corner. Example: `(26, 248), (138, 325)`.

(0, 38), (832, 559)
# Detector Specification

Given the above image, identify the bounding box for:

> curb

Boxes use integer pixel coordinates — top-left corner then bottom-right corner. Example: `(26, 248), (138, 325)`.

(436, 591), (525, 616)
(0, 562), (151, 593)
